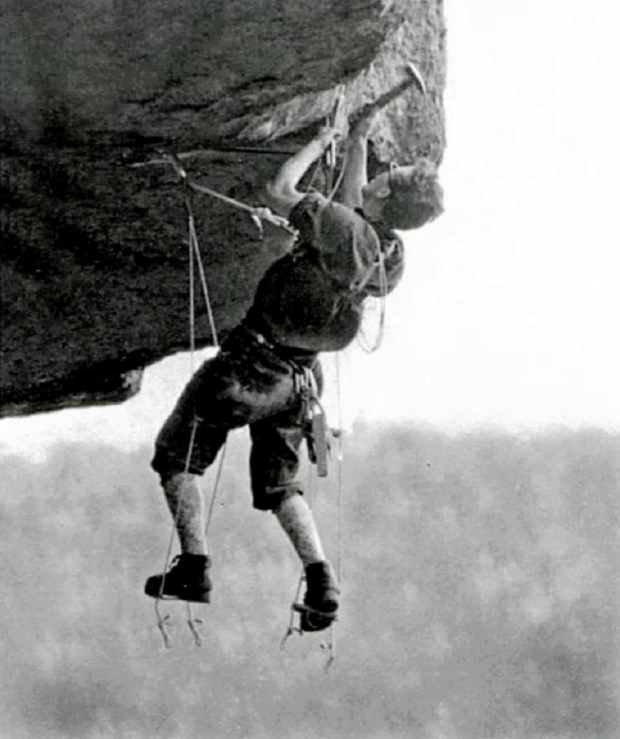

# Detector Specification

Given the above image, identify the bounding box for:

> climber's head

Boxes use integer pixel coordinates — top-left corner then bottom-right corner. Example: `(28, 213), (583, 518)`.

(362, 159), (443, 231)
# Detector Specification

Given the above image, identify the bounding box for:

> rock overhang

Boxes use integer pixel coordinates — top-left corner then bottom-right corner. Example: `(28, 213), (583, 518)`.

(0, 0), (447, 418)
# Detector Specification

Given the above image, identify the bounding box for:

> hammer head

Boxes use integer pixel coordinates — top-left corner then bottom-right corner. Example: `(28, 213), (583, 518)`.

(405, 62), (428, 97)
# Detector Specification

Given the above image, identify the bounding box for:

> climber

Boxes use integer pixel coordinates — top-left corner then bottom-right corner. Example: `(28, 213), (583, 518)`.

(144, 82), (443, 632)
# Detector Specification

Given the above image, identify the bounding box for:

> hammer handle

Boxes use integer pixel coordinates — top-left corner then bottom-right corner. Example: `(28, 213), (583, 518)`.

(353, 64), (426, 124)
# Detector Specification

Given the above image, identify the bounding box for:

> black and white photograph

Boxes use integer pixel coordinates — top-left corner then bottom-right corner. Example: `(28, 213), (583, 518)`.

(1, 1), (618, 737)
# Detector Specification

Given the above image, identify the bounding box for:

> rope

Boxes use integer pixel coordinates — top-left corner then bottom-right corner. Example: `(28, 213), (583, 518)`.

(184, 187), (226, 540)
(320, 353), (345, 671)
(154, 183), (227, 649)
(315, 107), (387, 354)
(188, 212), (196, 361)
(356, 247), (388, 353)
(205, 439), (227, 535)
(186, 195), (219, 348)
(326, 146), (349, 204)
(132, 152), (295, 237)
(154, 414), (200, 648)
(130, 144), (299, 164)
(334, 352), (345, 598)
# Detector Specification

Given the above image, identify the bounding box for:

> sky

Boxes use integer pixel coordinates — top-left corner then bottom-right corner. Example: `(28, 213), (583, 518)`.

(1, 0), (618, 461)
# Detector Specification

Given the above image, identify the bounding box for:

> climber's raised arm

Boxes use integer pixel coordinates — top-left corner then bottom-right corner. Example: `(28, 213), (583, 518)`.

(260, 127), (341, 217)
(332, 115), (376, 209)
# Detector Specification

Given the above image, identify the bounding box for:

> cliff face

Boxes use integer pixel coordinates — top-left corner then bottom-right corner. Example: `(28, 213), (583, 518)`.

(0, 0), (446, 417)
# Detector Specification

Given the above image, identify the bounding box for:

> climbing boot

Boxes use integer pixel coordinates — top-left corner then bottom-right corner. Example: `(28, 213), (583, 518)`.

(294, 561), (340, 632)
(144, 553), (212, 603)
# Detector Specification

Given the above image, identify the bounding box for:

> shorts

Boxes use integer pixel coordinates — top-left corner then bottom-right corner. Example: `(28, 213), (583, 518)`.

(151, 325), (322, 511)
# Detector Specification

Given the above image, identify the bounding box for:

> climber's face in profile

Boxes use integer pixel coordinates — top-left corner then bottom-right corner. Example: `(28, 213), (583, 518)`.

(361, 163), (397, 221)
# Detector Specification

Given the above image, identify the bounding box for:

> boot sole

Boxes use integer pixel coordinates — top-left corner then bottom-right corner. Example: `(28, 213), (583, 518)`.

(145, 591), (211, 604)
(144, 581), (211, 603)
(293, 603), (338, 632)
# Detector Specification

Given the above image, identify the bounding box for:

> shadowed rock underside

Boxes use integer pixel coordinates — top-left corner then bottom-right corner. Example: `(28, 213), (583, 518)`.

(0, 0), (447, 417)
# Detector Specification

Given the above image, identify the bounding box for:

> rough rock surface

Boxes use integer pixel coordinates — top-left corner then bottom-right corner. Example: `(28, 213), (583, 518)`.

(0, 0), (447, 418)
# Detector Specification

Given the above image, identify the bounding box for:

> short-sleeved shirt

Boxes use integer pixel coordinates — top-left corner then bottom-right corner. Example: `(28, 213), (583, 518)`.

(245, 192), (404, 353)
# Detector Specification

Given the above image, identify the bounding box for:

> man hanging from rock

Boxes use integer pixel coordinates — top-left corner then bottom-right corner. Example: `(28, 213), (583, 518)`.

(145, 69), (444, 632)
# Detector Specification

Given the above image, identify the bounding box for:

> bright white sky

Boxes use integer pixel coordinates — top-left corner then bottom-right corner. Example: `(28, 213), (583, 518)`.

(1, 0), (618, 461)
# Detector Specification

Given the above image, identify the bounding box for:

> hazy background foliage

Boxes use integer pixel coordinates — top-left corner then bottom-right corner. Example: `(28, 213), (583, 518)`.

(1, 425), (618, 739)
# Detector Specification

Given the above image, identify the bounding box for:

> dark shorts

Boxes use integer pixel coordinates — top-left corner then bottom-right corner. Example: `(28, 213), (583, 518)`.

(151, 325), (322, 511)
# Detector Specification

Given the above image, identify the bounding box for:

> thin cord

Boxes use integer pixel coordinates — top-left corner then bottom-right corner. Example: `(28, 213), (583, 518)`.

(154, 414), (200, 648)
(188, 214), (196, 365)
(334, 353), (344, 590)
(185, 192), (227, 537)
(187, 199), (219, 347)
(154, 189), (224, 648)
(326, 147), (349, 204)
(357, 248), (387, 353)
(322, 353), (345, 670)
(205, 440), (227, 536)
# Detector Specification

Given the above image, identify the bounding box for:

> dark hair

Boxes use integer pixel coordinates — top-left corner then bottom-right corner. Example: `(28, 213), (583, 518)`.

(382, 159), (444, 231)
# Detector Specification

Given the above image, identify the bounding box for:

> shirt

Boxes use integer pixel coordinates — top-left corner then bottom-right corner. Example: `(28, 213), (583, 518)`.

(246, 192), (404, 353)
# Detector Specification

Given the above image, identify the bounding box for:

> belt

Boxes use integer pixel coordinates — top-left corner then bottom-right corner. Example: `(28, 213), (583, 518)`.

(241, 324), (316, 364)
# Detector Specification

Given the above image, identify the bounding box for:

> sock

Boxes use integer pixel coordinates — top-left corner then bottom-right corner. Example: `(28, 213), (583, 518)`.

(274, 494), (326, 568)
(162, 473), (208, 556)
